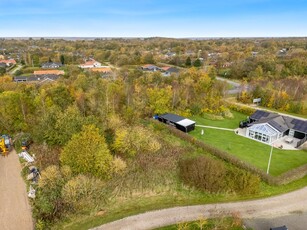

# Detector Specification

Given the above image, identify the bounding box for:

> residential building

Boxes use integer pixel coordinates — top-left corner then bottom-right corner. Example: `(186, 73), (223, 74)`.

(79, 58), (102, 68)
(245, 110), (307, 147)
(141, 64), (162, 72)
(0, 59), (16, 66)
(13, 74), (60, 83)
(161, 66), (179, 76)
(41, 62), (63, 69)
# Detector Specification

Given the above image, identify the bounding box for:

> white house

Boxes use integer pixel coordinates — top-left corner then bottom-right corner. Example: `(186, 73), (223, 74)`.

(245, 110), (307, 147)
(79, 59), (102, 69)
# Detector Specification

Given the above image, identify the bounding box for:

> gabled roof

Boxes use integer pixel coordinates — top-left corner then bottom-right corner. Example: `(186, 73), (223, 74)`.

(0, 59), (16, 65)
(41, 62), (62, 68)
(250, 110), (307, 134)
(161, 66), (179, 73)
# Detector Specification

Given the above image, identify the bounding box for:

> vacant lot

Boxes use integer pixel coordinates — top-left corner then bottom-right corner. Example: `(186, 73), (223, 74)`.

(190, 112), (307, 176)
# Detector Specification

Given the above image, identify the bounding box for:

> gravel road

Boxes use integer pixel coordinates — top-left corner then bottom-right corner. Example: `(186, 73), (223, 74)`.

(0, 150), (33, 230)
(92, 186), (307, 230)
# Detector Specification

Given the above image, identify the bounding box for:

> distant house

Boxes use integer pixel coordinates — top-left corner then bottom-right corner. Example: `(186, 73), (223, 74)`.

(13, 74), (60, 83)
(141, 64), (162, 72)
(158, 113), (195, 133)
(161, 66), (179, 76)
(164, 52), (176, 58)
(41, 62), (62, 69)
(0, 63), (7, 69)
(245, 110), (307, 147)
(79, 58), (101, 69)
(34, 70), (64, 75)
(0, 59), (16, 66)
(251, 51), (258, 57)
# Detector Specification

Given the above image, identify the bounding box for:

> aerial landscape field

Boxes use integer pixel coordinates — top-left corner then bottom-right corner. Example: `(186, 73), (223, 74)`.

(0, 1), (307, 230)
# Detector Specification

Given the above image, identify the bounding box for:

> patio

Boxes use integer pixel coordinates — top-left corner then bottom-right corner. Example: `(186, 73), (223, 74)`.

(236, 128), (300, 150)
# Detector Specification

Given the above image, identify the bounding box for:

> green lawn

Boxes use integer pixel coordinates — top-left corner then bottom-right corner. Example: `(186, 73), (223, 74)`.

(190, 113), (307, 176)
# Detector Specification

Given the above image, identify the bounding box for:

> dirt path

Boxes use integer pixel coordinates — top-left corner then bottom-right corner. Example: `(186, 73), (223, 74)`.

(0, 150), (33, 230)
(195, 124), (234, 131)
(92, 186), (307, 230)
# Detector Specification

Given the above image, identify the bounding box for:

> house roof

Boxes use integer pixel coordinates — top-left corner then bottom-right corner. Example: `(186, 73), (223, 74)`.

(0, 59), (16, 65)
(159, 113), (195, 127)
(41, 62), (62, 67)
(161, 66), (179, 73)
(250, 110), (307, 134)
(13, 74), (60, 82)
(34, 70), (64, 75)
(248, 123), (279, 136)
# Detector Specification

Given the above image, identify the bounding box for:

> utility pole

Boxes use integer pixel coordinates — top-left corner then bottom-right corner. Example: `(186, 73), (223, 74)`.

(266, 140), (276, 174)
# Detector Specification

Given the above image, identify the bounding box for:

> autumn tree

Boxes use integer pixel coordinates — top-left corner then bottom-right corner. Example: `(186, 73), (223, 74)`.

(60, 125), (113, 179)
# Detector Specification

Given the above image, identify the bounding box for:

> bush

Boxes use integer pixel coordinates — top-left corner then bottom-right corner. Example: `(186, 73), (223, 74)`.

(61, 175), (105, 212)
(179, 156), (226, 193)
(225, 167), (260, 195)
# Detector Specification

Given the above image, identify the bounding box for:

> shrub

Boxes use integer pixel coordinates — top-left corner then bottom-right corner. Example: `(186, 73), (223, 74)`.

(61, 175), (105, 212)
(179, 156), (226, 193)
(225, 167), (260, 195)
(112, 125), (161, 157)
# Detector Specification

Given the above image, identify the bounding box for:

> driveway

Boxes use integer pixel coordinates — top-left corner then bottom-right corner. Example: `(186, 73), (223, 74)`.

(91, 186), (307, 230)
(0, 150), (33, 230)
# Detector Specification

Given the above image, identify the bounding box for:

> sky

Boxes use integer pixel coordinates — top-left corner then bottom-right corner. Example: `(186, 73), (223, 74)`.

(0, 0), (306, 38)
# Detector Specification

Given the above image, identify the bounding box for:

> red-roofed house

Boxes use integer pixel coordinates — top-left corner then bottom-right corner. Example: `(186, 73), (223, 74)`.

(79, 58), (102, 69)
(0, 59), (16, 66)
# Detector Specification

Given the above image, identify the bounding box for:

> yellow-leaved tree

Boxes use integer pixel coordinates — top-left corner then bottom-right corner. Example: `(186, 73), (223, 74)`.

(60, 125), (113, 179)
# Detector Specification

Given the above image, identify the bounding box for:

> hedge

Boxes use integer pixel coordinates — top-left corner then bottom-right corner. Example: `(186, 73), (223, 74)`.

(151, 119), (307, 185)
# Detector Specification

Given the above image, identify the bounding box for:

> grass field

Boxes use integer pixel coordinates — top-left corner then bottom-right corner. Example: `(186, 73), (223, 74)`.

(190, 112), (307, 176)
(53, 115), (307, 230)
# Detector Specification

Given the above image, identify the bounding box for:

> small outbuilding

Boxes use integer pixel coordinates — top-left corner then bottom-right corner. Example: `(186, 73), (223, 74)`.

(158, 113), (195, 133)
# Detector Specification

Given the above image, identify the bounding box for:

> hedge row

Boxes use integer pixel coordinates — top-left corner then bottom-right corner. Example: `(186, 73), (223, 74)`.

(225, 102), (256, 116)
(152, 119), (307, 185)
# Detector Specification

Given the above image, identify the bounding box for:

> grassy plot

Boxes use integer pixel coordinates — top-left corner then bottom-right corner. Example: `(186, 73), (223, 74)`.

(190, 114), (307, 176)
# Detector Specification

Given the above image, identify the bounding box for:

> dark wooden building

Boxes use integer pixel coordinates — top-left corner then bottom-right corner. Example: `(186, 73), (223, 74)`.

(158, 113), (195, 133)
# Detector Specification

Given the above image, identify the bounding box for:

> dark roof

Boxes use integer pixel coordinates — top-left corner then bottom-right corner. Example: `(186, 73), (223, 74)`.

(159, 113), (185, 123)
(291, 118), (307, 134)
(41, 62), (62, 68)
(13, 76), (27, 81)
(0, 63), (6, 68)
(13, 74), (60, 82)
(250, 110), (307, 134)
(166, 67), (179, 73)
(250, 110), (277, 120)
(270, 226), (288, 230)
(268, 116), (289, 133)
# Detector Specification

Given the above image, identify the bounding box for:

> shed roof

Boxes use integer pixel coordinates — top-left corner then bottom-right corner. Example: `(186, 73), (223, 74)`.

(159, 113), (195, 127)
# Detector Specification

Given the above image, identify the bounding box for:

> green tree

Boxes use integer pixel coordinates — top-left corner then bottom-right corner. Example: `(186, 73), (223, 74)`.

(60, 55), (65, 65)
(193, 58), (202, 67)
(185, 56), (192, 67)
(60, 125), (113, 178)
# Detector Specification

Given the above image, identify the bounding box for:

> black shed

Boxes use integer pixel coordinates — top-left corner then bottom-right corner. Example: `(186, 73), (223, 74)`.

(158, 113), (195, 133)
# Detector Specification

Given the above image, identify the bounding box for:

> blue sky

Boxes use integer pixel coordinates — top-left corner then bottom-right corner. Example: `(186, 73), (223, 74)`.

(0, 0), (306, 37)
